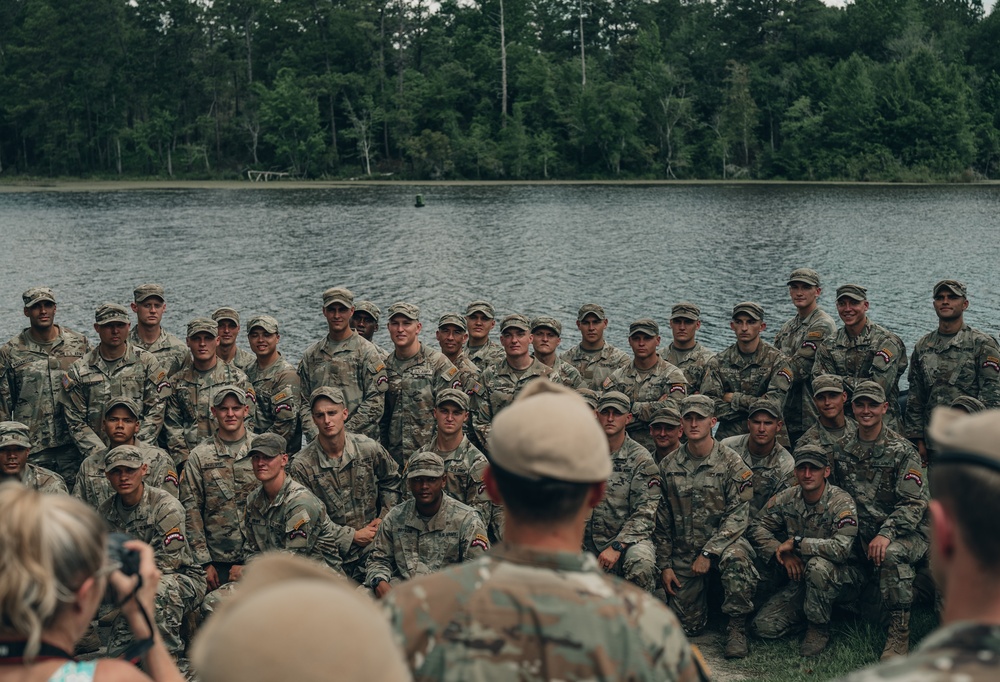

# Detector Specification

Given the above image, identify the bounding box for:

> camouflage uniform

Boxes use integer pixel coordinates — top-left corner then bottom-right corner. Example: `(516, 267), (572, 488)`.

(560, 342), (630, 389)
(836, 427), (929, 610)
(448, 351), (482, 394)
(289, 432), (401, 580)
(664, 342), (715, 394)
(465, 339), (505, 369)
(245, 354), (301, 453)
(749, 483), (864, 637)
(773, 307), (837, 442)
(471, 358), (558, 448)
(584, 436), (661, 592)
(73, 441), (178, 508)
(61, 345), (169, 461)
(654, 440), (758, 633)
(813, 320), (908, 432)
(382, 345), (460, 464)
(127, 326), (188, 377)
(0, 326), (89, 481)
(904, 325), (1000, 442)
(701, 341), (794, 444)
(365, 495), (489, 586)
(230, 346), (256, 372)
(99, 485), (206, 657)
(603, 357), (688, 452)
(241, 474), (345, 574)
(796, 419), (859, 486)
(720, 434), (795, 517)
(297, 333), (387, 442)
(6, 462), (68, 494)
(384, 543), (699, 682)
(163, 360), (254, 465)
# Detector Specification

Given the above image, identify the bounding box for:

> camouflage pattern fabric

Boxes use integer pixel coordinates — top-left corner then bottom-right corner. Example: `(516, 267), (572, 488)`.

(8, 461), (68, 494)
(603, 357), (688, 452)
(471, 358), (558, 448)
(245, 353), (301, 452)
(796, 418), (859, 486)
(465, 339), (505, 369)
(546, 358), (585, 389)
(560, 342), (631, 389)
(664, 342), (715, 394)
(73, 441), (178, 508)
(230, 346), (256, 371)
(721, 434), (795, 517)
(128, 326), (188, 377)
(773, 307), (837, 440)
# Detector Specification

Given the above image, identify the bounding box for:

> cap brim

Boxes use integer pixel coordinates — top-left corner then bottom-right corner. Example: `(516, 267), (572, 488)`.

(795, 456), (827, 468)
(407, 468), (445, 479)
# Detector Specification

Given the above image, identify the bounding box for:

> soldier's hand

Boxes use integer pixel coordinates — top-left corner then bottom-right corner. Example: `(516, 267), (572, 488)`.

(783, 555), (805, 581)
(775, 538), (795, 566)
(691, 554), (711, 576)
(353, 520), (380, 547)
(661, 568), (681, 596)
(205, 564), (221, 590)
(229, 564), (244, 582)
(722, 392), (734, 403)
(374, 581), (392, 599)
(597, 547), (622, 572)
(868, 535), (891, 567)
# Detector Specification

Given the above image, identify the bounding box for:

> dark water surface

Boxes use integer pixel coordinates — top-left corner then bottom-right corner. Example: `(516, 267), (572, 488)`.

(1, 183), (998, 385)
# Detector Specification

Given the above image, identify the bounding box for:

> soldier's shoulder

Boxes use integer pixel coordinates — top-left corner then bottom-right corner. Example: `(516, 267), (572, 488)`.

(720, 434), (748, 451)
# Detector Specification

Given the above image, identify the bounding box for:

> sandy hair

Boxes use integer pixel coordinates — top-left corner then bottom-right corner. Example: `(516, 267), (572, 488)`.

(0, 482), (106, 660)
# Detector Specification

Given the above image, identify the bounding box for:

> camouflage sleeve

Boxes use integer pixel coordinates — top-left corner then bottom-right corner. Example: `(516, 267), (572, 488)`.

(634, 372), (689, 424)
(466, 454), (492, 527)
(903, 344), (928, 440)
(801, 492), (858, 563)
(868, 333), (907, 391)
(268, 366), (301, 444)
(147, 453), (180, 499)
(788, 319), (835, 380)
(616, 456), (661, 545)
(365, 510), (398, 586)
(811, 341), (837, 382)
(296, 356), (317, 442)
(975, 335), (1000, 408)
(345, 349), (387, 440)
(470, 373), (493, 450)
(153, 497), (192, 573)
(289, 497), (345, 575)
(435, 357), (462, 395)
(461, 513), (490, 561)
(0, 346), (13, 419)
(163, 392), (189, 465)
(702, 459), (753, 556)
(60, 364), (107, 459)
(653, 469), (675, 567)
(748, 495), (785, 561)
(561, 363), (585, 389)
(42, 472), (70, 495)
(700, 359), (739, 422)
(178, 456), (211, 566)
(879, 447), (929, 541)
(138, 357), (169, 445)
(240, 508), (261, 562)
(375, 443), (402, 515)
(755, 360), (794, 416)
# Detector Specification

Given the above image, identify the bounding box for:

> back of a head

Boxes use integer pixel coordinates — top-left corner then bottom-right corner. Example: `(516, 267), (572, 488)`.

(0, 482), (106, 659)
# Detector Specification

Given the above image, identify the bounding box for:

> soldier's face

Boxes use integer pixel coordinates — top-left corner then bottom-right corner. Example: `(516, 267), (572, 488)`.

(95, 321), (129, 351)
(248, 327), (279, 358)
(434, 403), (467, 436)
(0, 445), (29, 477)
(794, 463), (829, 492)
(465, 313), (494, 342)
(103, 407), (140, 446)
(730, 315), (764, 343)
(324, 303), (354, 333)
(436, 325), (467, 356)
(251, 453), (288, 483)
(681, 413), (716, 442)
(852, 398), (887, 428)
(531, 328), (560, 355)
(933, 292), (968, 321)
(669, 317), (700, 344)
(311, 398), (348, 438)
(131, 298), (165, 326)
(628, 333), (660, 360)
(598, 408), (630, 437)
(814, 391), (847, 420)
(650, 423), (682, 451)
(836, 297), (869, 327)
(24, 301), (56, 330)
(576, 315), (606, 344)
(388, 316), (422, 350)
(500, 328), (531, 359)
(788, 282), (821, 311)
(216, 319), (239, 347)
(748, 412), (781, 447)
(106, 464), (147, 495)
(350, 311), (378, 341)
(211, 395), (249, 434)
(408, 474), (446, 506)
(187, 332), (219, 361)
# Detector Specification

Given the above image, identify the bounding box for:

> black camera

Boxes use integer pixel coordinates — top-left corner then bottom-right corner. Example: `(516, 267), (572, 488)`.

(107, 532), (141, 576)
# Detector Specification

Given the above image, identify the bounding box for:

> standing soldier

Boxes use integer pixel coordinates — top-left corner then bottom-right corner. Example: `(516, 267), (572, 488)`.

(464, 300), (506, 369)
(561, 303), (630, 389)
(721, 398), (795, 518)
(0, 420), (68, 494)
(0, 286), (89, 484)
(128, 283), (188, 377)
(797, 375), (858, 476)
(352, 300), (391, 359)
(212, 307), (255, 371)
(245, 314), (300, 453)
(530, 316), (584, 388)
(435, 312), (481, 392)
(813, 284), (908, 430)
(297, 286), (387, 442)
(773, 268), (837, 446)
(904, 279), (1000, 464)
(664, 302), (715, 393)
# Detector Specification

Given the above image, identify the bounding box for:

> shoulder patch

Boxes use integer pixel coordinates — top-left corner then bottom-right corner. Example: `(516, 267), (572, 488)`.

(807, 331), (824, 339)
(273, 390), (290, 403)
(61, 374), (74, 390)
(740, 470), (753, 480)
(801, 340), (817, 351)
(875, 348), (893, 363)
(467, 382), (483, 396)
(669, 383), (686, 394)
(602, 376), (614, 389)
(836, 509), (853, 520)
(375, 363), (386, 373)
(471, 534), (489, 550)
(163, 527), (185, 547)
(777, 368), (793, 383)
(983, 356), (1000, 373)
(903, 468), (924, 487)
(648, 477), (661, 488)
(445, 365), (458, 378)
(164, 470), (179, 487)
(245, 386), (257, 403)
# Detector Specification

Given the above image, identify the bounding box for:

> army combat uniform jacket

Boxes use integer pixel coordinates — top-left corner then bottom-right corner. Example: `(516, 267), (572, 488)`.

(74, 441), (178, 508)
(560, 342), (630, 390)
(773, 307), (837, 438)
(245, 353), (301, 452)
(128, 327), (188, 377)
(721, 434), (795, 518)
(664, 342), (715, 394)
(603, 357), (688, 452)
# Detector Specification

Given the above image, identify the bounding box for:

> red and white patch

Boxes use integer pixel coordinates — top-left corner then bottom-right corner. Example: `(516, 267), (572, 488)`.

(164, 471), (179, 487)
(835, 516), (857, 529)
(778, 369), (793, 382)
(648, 478), (661, 488)
(903, 469), (923, 486)
(876, 349), (893, 363)
(377, 376), (388, 386)
(801, 341), (817, 351)
(164, 530), (185, 546)
(274, 403), (292, 413)
(287, 529), (307, 540)
(669, 384), (685, 394)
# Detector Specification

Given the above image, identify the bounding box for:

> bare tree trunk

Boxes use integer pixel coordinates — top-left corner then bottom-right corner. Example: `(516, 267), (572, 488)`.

(499, 0), (508, 128)
(115, 137), (122, 175)
(579, 0), (586, 89)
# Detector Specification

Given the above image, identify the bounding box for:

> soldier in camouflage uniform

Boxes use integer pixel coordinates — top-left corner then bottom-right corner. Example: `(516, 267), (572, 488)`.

(411, 388), (502, 542)
(99, 445), (206, 657)
(560, 303), (631, 389)
(290, 387), (401, 582)
(649, 404), (683, 464)
(665, 302), (715, 393)
(0, 286), (89, 484)
(128, 283), (188, 377)
(813, 284), (908, 431)
(603, 318), (688, 452)
(212, 307), (256, 371)
(773, 268), (837, 446)
(464, 300), (506, 369)
(73, 398), (177, 508)
(297, 287), (387, 442)
(384, 379), (700, 682)
(654, 394), (758, 657)
(797, 375), (858, 481)
(0, 420), (68, 494)
(381, 302), (461, 465)
(471, 314), (558, 448)
(904, 279), (1000, 464)
(585, 391), (661, 592)
(367, 452), (489, 597)
(352, 300), (391, 359)
(750, 444), (864, 656)
(530, 315), (585, 388)
(61, 303), (170, 471)
(702, 302), (794, 445)
(839, 381), (929, 660)
(163, 318), (255, 465)
(244, 314), (300, 453)
(721, 398), (795, 518)
(435, 313), (481, 391)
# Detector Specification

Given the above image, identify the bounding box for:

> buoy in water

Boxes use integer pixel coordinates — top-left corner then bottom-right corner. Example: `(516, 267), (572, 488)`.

(415, 194), (425, 208)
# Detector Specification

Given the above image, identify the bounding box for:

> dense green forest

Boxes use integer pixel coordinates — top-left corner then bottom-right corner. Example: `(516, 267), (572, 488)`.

(1, 0), (998, 180)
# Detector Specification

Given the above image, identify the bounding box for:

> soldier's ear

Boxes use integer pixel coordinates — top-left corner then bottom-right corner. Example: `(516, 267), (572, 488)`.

(929, 499), (956, 563)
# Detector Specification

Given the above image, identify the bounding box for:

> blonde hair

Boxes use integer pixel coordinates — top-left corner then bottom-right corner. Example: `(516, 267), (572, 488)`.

(0, 482), (107, 660)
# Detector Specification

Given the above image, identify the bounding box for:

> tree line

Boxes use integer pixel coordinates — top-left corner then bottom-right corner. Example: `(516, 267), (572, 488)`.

(1, 0), (998, 181)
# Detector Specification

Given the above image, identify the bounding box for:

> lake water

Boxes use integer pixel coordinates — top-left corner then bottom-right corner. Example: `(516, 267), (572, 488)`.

(1, 183), (998, 386)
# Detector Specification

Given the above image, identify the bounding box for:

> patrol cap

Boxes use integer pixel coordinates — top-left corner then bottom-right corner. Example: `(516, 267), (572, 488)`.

(576, 388), (600, 410)
(650, 405), (682, 427)
(465, 300), (496, 319)
(951, 395), (986, 414)
(748, 397), (782, 420)
(95, 303), (130, 326)
(852, 380), (887, 404)
(212, 385), (249, 407)
(812, 374), (846, 397)
(681, 394), (715, 418)
(190, 553), (410, 682)
(787, 268), (820, 287)
(310, 386), (346, 407)
(133, 283), (165, 303)
(836, 284), (868, 302)
(629, 318), (659, 337)
(499, 314), (531, 333)
(671, 302), (701, 321)
(104, 444), (144, 470)
(489, 379), (611, 483)
(247, 314), (279, 334)
(104, 397), (141, 419)
(929, 407), (1000, 475)
(248, 432), (287, 458)
(577, 303), (607, 322)
(187, 317), (218, 338)
(596, 391), (631, 415)
(387, 302), (420, 321)
(405, 451), (446, 479)
(435, 388), (469, 411)
(437, 313), (467, 332)
(322, 287), (354, 308)
(934, 279), (967, 298)
(0, 421), (32, 449)
(732, 302), (764, 321)
(530, 316), (562, 336)
(354, 301), (380, 322)
(22, 287), (56, 308)
(794, 444), (829, 468)
(212, 307), (240, 324)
